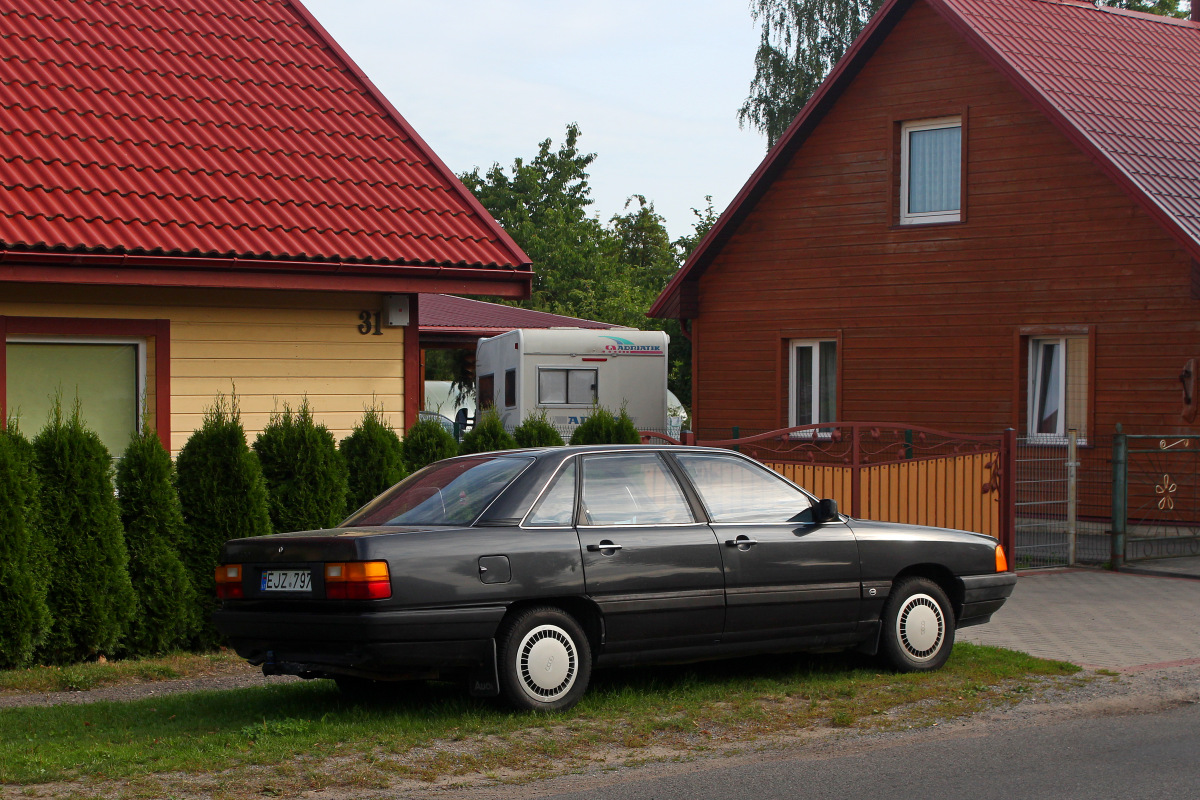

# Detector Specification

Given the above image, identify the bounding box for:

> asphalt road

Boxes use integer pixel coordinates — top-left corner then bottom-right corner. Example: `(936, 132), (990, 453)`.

(525, 701), (1200, 800)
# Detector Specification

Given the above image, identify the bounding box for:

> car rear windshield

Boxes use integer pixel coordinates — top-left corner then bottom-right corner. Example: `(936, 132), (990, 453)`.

(344, 456), (533, 527)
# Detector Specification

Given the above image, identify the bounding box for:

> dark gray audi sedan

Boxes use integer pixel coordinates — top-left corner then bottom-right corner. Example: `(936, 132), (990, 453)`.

(214, 445), (1015, 710)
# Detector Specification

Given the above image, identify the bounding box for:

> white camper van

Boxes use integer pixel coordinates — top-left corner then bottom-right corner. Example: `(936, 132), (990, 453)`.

(475, 329), (672, 437)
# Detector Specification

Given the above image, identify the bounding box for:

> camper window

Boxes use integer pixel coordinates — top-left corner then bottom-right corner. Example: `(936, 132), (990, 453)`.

(504, 369), (517, 408)
(539, 368), (598, 405)
(479, 373), (495, 410)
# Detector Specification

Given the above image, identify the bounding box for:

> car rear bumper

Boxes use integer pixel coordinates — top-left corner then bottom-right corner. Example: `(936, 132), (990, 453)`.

(213, 604), (507, 677)
(956, 572), (1017, 628)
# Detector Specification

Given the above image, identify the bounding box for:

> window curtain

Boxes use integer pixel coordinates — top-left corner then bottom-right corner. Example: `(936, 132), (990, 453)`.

(909, 126), (961, 213)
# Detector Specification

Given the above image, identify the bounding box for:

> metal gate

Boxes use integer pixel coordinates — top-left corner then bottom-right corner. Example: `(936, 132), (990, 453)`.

(1113, 430), (1200, 565)
(1013, 434), (1075, 568)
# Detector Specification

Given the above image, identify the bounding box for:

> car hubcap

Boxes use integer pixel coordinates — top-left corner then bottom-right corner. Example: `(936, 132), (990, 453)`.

(517, 625), (576, 702)
(896, 593), (944, 661)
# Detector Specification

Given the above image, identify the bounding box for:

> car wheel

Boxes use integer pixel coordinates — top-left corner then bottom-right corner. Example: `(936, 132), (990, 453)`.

(497, 607), (592, 712)
(880, 577), (955, 672)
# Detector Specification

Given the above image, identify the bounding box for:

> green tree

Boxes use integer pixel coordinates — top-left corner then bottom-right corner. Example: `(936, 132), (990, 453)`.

(0, 427), (51, 668)
(569, 407), (642, 445)
(738, 0), (884, 148)
(401, 417), (460, 472)
(254, 400), (350, 533)
(1103, 1), (1187, 16)
(513, 411), (566, 448)
(176, 393), (272, 649)
(116, 426), (197, 656)
(33, 402), (136, 663)
(340, 405), (408, 513)
(458, 408), (519, 455)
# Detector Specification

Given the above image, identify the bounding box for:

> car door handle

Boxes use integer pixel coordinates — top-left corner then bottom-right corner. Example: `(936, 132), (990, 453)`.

(586, 541), (623, 552)
(724, 536), (759, 548)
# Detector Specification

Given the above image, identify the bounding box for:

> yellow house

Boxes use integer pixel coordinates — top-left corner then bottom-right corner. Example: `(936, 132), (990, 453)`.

(0, 0), (531, 454)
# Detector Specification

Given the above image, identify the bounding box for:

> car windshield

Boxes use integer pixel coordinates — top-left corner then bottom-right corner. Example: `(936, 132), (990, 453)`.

(344, 456), (533, 527)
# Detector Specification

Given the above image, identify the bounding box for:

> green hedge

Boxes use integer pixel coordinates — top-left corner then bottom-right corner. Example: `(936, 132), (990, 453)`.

(253, 400), (350, 533)
(402, 417), (459, 472)
(116, 427), (197, 656)
(176, 394), (272, 649)
(0, 426), (51, 668)
(458, 408), (518, 455)
(340, 406), (407, 513)
(513, 411), (566, 448)
(32, 404), (135, 664)
(568, 406), (641, 445)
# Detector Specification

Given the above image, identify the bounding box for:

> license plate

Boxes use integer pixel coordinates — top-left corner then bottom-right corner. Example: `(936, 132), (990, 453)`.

(260, 569), (312, 592)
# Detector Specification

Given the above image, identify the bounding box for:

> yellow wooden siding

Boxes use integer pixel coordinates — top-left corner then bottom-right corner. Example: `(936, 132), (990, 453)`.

(2, 285), (405, 453)
(766, 455), (999, 537)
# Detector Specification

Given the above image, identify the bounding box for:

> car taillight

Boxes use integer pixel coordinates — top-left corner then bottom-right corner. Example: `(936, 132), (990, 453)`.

(215, 564), (244, 599)
(995, 545), (1009, 573)
(325, 561), (391, 600)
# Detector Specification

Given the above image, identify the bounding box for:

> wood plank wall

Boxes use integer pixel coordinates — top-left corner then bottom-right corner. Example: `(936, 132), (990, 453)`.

(692, 0), (1197, 451)
(1, 284), (405, 454)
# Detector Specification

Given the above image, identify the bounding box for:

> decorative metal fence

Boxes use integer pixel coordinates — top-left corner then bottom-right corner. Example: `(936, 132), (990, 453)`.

(1113, 430), (1200, 564)
(655, 423), (1014, 557)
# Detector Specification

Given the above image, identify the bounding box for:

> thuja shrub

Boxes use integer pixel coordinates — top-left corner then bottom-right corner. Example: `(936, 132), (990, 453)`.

(340, 406), (407, 513)
(458, 408), (518, 455)
(0, 429), (52, 668)
(253, 400), (350, 533)
(513, 411), (566, 448)
(33, 404), (136, 664)
(568, 406), (641, 445)
(176, 393), (272, 649)
(401, 417), (459, 472)
(116, 426), (197, 656)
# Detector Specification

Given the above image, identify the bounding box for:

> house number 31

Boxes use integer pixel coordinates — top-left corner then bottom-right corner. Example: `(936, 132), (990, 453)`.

(358, 310), (384, 335)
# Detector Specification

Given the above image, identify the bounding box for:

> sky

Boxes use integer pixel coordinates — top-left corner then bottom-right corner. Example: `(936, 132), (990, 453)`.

(299, 0), (771, 240)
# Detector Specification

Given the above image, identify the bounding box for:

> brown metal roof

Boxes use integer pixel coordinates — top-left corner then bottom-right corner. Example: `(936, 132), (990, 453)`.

(650, 0), (1200, 319)
(420, 294), (626, 341)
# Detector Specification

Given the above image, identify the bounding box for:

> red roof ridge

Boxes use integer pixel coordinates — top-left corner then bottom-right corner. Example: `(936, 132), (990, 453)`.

(1022, 0), (1200, 28)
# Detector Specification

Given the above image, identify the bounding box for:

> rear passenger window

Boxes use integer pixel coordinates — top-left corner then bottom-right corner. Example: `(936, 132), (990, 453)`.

(525, 461), (576, 527)
(580, 453), (694, 525)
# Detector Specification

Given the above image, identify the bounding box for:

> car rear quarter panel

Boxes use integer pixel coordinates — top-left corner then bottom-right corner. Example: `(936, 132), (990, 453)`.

(849, 520), (999, 582)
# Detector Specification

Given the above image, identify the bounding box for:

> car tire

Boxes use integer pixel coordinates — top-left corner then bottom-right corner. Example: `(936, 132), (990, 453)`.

(496, 606), (592, 712)
(880, 577), (956, 672)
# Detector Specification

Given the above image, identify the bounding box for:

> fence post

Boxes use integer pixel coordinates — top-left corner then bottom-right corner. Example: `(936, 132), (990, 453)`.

(1067, 428), (1078, 566)
(1001, 428), (1017, 567)
(1111, 423), (1127, 570)
(851, 425), (862, 519)
(732, 425), (739, 453)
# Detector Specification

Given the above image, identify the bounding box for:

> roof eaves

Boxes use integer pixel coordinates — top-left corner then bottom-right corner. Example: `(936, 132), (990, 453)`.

(648, 0), (914, 319)
(924, 0), (1200, 263)
(283, 0), (533, 271)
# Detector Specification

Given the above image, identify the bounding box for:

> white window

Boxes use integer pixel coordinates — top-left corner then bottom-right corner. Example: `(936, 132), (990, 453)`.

(5, 337), (145, 455)
(1028, 337), (1088, 441)
(790, 340), (837, 427)
(900, 117), (962, 225)
(538, 368), (597, 405)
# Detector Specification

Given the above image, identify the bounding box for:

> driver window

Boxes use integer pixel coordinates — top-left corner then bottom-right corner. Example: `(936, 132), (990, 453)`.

(675, 453), (813, 523)
(525, 461), (576, 527)
(580, 453), (694, 525)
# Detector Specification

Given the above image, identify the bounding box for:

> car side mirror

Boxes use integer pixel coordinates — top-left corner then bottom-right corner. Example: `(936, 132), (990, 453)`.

(816, 498), (839, 523)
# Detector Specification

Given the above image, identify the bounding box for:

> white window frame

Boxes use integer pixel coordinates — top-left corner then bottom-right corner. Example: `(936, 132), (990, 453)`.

(1027, 336), (1086, 444)
(789, 339), (836, 428)
(900, 117), (962, 226)
(5, 334), (147, 438)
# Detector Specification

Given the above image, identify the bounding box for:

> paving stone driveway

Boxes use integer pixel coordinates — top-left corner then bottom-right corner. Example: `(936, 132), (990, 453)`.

(958, 569), (1200, 671)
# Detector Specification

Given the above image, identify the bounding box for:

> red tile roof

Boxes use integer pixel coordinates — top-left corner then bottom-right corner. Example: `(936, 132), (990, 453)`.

(0, 0), (530, 277)
(651, 0), (1200, 319)
(419, 294), (625, 336)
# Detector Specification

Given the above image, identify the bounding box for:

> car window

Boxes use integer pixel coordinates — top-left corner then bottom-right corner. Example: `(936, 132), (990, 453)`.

(675, 453), (813, 523)
(580, 453), (694, 525)
(525, 461), (577, 527)
(344, 456), (532, 526)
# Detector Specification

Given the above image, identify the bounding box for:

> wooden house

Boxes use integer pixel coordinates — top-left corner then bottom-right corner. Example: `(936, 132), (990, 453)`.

(1, 0), (530, 455)
(651, 0), (1200, 450)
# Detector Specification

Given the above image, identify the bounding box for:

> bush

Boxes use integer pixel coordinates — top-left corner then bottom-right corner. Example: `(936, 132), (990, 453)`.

(512, 410), (566, 448)
(0, 426), (52, 668)
(458, 408), (519, 455)
(116, 426), (198, 656)
(176, 393), (272, 649)
(32, 403), (136, 664)
(568, 406), (641, 445)
(340, 405), (408, 513)
(401, 417), (460, 472)
(253, 400), (350, 532)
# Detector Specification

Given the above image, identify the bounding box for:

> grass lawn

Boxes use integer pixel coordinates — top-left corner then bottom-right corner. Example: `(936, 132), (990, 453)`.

(0, 644), (1080, 797)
